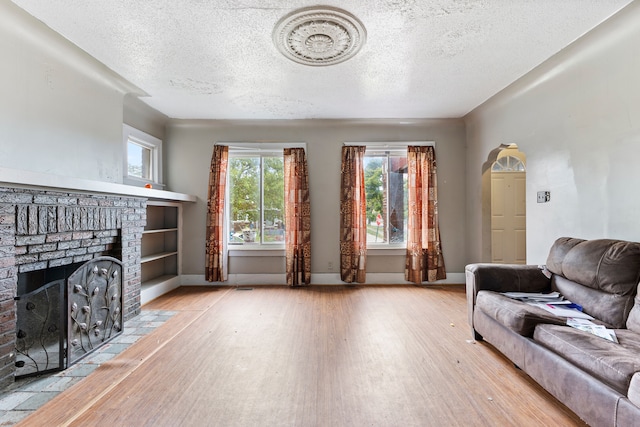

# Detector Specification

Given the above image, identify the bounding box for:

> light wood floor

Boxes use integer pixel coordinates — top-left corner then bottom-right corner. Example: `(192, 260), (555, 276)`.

(18, 285), (586, 426)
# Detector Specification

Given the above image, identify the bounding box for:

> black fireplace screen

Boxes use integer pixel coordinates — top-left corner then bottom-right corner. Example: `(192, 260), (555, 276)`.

(15, 256), (123, 378)
(15, 279), (65, 377)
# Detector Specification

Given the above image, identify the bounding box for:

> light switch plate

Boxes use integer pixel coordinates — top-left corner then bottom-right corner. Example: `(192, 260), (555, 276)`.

(537, 191), (550, 203)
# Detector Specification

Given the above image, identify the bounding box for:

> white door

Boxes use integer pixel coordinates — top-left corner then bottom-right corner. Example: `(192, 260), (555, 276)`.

(491, 171), (526, 264)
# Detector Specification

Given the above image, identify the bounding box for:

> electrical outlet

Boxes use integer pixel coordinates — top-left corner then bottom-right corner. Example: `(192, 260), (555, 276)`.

(537, 191), (551, 203)
(327, 261), (334, 271)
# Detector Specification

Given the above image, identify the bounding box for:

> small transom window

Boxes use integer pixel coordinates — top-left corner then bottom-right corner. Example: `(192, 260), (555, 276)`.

(123, 124), (163, 188)
(492, 156), (525, 172)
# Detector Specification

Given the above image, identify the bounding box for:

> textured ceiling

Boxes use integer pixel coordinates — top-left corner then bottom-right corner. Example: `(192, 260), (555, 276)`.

(11, 0), (633, 120)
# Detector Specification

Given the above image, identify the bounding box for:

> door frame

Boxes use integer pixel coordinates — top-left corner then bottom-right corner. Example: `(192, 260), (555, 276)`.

(481, 144), (527, 263)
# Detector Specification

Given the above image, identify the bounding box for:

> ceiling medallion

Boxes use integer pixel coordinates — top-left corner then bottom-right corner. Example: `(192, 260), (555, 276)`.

(273, 6), (366, 66)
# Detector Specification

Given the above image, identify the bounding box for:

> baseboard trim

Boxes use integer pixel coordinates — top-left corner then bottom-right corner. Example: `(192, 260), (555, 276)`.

(180, 272), (465, 286)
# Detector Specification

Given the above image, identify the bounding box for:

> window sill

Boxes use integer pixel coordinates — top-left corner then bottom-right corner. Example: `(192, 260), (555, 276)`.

(366, 246), (406, 256)
(229, 246), (285, 257)
(124, 176), (165, 189)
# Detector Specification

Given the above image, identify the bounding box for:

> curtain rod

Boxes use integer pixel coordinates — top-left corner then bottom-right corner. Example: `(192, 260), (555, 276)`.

(215, 142), (306, 150)
(343, 141), (435, 147)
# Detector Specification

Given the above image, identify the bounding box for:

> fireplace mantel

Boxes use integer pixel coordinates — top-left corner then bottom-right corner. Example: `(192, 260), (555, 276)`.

(0, 167), (196, 203)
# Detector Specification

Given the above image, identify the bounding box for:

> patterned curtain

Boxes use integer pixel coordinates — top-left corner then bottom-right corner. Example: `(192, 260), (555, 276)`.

(283, 148), (312, 286)
(205, 145), (228, 282)
(405, 146), (446, 284)
(340, 146), (367, 283)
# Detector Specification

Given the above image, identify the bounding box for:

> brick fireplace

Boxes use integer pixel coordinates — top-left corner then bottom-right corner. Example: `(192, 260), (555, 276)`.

(0, 186), (146, 387)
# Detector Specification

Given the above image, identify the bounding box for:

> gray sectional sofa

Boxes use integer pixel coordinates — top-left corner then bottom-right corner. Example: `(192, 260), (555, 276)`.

(466, 237), (640, 427)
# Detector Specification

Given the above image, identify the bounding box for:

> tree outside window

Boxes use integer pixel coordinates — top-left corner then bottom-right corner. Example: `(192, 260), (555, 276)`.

(228, 156), (284, 245)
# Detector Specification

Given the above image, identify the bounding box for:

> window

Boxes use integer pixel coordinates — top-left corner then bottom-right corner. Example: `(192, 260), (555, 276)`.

(227, 147), (287, 246)
(364, 148), (408, 246)
(350, 142), (433, 248)
(228, 155), (284, 246)
(123, 124), (163, 187)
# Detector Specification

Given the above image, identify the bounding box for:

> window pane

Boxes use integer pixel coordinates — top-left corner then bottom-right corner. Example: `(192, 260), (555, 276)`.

(364, 153), (407, 245)
(492, 156), (525, 172)
(127, 141), (152, 179)
(229, 157), (260, 244)
(364, 156), (385, 243)
(262, 157), (285, 243)
(388, 155), (407, 244)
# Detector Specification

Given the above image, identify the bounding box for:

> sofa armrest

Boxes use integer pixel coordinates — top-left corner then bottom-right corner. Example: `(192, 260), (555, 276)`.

(465, 263), (551, 339)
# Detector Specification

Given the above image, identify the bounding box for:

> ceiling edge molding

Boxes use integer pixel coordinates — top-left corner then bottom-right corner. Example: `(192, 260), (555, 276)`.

(166, 118), (465, 130)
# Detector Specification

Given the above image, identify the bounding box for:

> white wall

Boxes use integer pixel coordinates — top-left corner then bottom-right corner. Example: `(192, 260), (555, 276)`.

(0, 2), (144, 184)
(165, 119), (467, 279)
(465, 2), (640, 263)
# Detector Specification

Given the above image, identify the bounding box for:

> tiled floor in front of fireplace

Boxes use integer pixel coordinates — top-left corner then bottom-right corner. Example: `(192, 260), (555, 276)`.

(0, 310), (176, 426)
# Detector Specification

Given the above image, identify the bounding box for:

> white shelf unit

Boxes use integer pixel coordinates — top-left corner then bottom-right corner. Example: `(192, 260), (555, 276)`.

(141, 201), (182, 305)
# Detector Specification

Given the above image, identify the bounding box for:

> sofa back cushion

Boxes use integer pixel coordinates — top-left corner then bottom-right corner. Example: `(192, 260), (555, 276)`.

(546, 237), (640, 328)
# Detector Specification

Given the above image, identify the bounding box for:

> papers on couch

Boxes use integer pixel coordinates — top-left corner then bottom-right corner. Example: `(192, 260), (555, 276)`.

(501, 291), (594, 319)
(501, 291), (618, 342)
(567, 318), (618, 343)
(502, 291), (563, 302)
(528, 301), (594, 320)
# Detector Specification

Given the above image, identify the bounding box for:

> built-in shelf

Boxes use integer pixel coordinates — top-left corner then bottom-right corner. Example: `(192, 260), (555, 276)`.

(141, 201), (182, 304)
(143, 228), (179, 234)
(141, 251), (179, 264)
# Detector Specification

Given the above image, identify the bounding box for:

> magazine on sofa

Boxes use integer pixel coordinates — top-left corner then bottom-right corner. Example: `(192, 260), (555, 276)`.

(501, 291), (618, 342)
(501, 291), (593, 319)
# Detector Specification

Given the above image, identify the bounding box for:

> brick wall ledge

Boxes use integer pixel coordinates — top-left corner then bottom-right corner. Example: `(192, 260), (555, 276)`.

(0, 167), (196, 203)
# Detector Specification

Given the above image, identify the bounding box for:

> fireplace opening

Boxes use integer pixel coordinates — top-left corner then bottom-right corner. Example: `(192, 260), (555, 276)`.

(18, 261), (85, 296)
(15, 257), (124, 379)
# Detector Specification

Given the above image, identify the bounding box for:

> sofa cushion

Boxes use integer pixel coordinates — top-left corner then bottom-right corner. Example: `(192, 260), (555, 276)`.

(546, 237), (584, 276)
(553, 276), (623, 329)
(534, 324), (640, 394)
(545, 238), (640, 328)
(475, 291), (566, 337)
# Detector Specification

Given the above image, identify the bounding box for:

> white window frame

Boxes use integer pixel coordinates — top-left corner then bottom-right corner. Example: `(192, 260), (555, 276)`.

(345, 141), (434, 251)
(123, 124), (163, 188)
(221, 142), (306, 253)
